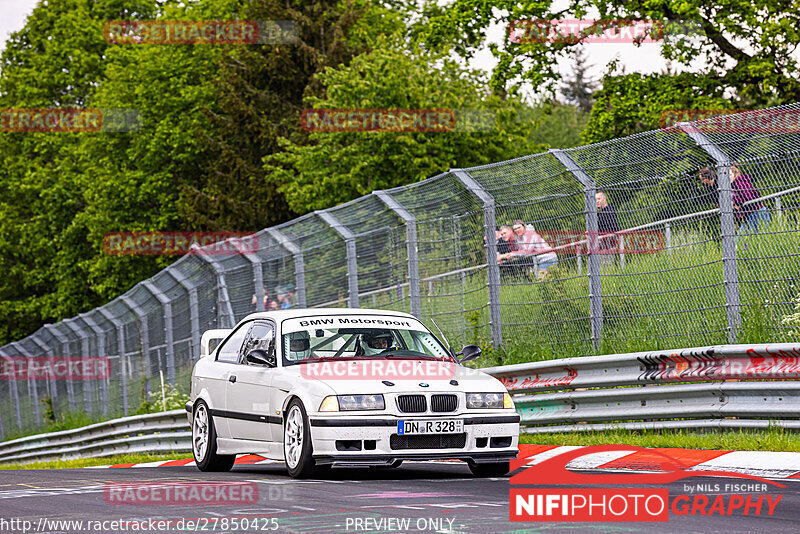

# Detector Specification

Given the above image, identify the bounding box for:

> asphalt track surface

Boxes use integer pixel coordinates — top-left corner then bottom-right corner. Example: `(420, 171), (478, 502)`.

(0, 462), (798, 534)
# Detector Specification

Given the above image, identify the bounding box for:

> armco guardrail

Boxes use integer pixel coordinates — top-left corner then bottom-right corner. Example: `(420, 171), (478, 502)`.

(482, 343), (800, 433)
(2, 343), (799, 464)
(0, 409), (188, 465)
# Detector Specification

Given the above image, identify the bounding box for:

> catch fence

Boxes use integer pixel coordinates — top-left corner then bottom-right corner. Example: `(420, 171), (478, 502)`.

(1, 104), (800, 438)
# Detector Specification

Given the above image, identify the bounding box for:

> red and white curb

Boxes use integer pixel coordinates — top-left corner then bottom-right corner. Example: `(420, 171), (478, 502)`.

(511, 445), (800, 480)
(86, 445), (800, 479)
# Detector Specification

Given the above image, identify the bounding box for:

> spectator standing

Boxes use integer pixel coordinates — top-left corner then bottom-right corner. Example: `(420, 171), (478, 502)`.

(699, 163), (770, 232)
(595, 191), (619, 253)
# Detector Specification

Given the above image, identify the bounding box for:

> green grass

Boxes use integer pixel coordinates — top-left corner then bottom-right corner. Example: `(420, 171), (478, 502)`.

(520, 427), (800, 452)
(0, 451), (191, 470)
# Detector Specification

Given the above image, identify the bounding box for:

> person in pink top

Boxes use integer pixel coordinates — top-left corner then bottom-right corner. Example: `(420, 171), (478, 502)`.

(497, 220), (558, 277)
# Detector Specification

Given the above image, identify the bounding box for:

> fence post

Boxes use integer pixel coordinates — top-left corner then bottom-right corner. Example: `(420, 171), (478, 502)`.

(266, 228), (306, 308)
(62, 319), (94, 415)
(120, 295), (151, 402)
(29, 334), (58, 407)
(12, 342), (41, 427)
(165, 266), (201, 359)
(44, 324), (75, 411)
(373, 190), (421, 318)
(316, 210), (359, 308)
(143, 281), (176, 386)
(231, 241), (264, 313)
(98, 307), (128, 416)
(0, 348), (22, 431)
(80, 312), (108, 416)
(550, 149), (604, 350)
(452, 169), (503, 348)
(192, 248), (236, 328)
(678, 123), (742, 342)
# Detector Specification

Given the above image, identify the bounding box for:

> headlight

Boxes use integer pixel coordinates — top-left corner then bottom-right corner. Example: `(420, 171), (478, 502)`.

(337, 394), (385, 411)
(466, 392), (510, 409)
(319, 396), (339, 412)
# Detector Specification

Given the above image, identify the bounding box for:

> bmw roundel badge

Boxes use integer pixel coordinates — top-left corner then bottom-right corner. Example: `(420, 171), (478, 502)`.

(419, 382), (429, 387)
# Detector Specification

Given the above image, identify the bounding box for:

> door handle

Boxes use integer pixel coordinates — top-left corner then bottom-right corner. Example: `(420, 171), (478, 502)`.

(229, 375), (237, 383)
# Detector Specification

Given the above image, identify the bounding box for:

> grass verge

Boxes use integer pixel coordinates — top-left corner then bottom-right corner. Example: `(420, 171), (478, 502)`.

(520, 427), (800, 452)
(0, 451), (191, 470)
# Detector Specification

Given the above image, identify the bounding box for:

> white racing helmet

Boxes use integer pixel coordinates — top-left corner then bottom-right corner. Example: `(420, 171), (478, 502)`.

(359, 331), (393, 356)
(285, 331), (311, 361)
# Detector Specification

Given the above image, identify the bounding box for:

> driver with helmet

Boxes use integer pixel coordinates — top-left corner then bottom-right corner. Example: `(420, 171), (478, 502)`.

(285, 331), (311, 361)
(357, 330), (394, 356)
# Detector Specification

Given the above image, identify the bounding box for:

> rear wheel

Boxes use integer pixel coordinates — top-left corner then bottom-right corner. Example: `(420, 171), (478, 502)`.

(284, 399), (320, 478)
(468, 461), (509, 477)
(192, 401), (235, 472)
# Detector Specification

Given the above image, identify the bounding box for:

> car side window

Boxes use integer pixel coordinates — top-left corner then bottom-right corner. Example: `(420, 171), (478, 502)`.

(216, 323), (251, 363)
(240, 322), (275, 364)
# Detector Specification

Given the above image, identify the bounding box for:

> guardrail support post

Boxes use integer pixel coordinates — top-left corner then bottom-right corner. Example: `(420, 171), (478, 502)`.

(98, 308), (129, 416)
(80, 313), (109, 416)
(143, 281), (176, 386)
(44, 324), (75, 412)
(316, 210), (359, 308)
(550, 149), (603, 350)
(0, 349), (23, 431)
(374, 190), (422, 318)
(266, 228), (306, 308)
(192, 249), (236, 328)
(63, 320), (94, 415)
(166, 267), (201, 360)
(12, 343), (41, 427)
(679, 123), (742, 342)
(452, 169), (503, 348)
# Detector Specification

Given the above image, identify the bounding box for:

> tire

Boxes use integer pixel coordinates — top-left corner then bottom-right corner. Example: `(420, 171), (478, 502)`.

(283, 399), (319, 478)
(192, 401), (235, 472)
(469, 461), (510, 477)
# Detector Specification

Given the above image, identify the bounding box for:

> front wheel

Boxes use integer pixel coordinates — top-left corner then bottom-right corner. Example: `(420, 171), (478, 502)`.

(192, 401), (235, 472)
(284, 399), (319, 478)
(469, 461), (510, 477)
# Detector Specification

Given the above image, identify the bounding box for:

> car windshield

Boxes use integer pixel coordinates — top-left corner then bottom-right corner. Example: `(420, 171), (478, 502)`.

(281, 315), (451, 365)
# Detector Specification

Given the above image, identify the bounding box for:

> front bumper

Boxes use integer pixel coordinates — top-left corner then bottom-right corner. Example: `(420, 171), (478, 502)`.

(308, 413), (519, 467)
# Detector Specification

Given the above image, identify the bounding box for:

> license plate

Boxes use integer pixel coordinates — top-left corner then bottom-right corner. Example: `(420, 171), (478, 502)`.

(397, 419), (463, 435)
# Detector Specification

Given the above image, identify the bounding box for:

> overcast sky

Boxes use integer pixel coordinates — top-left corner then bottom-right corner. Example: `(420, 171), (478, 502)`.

(0, 0), (672, 95)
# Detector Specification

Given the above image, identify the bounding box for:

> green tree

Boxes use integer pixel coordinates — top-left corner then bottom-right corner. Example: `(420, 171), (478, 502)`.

(265, 39), (543, 213)
(581, 70), (732, 143)
(419, 0), (800, 106)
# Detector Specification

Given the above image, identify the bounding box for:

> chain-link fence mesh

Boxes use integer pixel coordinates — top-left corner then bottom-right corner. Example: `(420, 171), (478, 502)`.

(2, 104), (800, 439)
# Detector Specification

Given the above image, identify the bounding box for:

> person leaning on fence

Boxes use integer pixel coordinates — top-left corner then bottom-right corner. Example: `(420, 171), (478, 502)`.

(498, 220), (558, 278)
(698, 163), (770, 233)
(495, 225), (516, 256)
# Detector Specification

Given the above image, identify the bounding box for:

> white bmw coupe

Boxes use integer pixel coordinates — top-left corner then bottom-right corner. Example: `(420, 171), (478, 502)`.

(186, 309), (519, 478)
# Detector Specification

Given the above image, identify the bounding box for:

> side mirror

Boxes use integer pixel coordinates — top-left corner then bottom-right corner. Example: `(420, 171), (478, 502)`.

(456, 344), (481, 363)
(246, 349), (276, 367)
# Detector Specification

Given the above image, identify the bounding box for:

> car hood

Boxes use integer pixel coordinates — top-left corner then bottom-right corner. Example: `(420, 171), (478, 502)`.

(282, 358), (504, 394)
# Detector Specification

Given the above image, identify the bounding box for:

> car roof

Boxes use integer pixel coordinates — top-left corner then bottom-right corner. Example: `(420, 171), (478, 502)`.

(240, 308), (418, 322)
